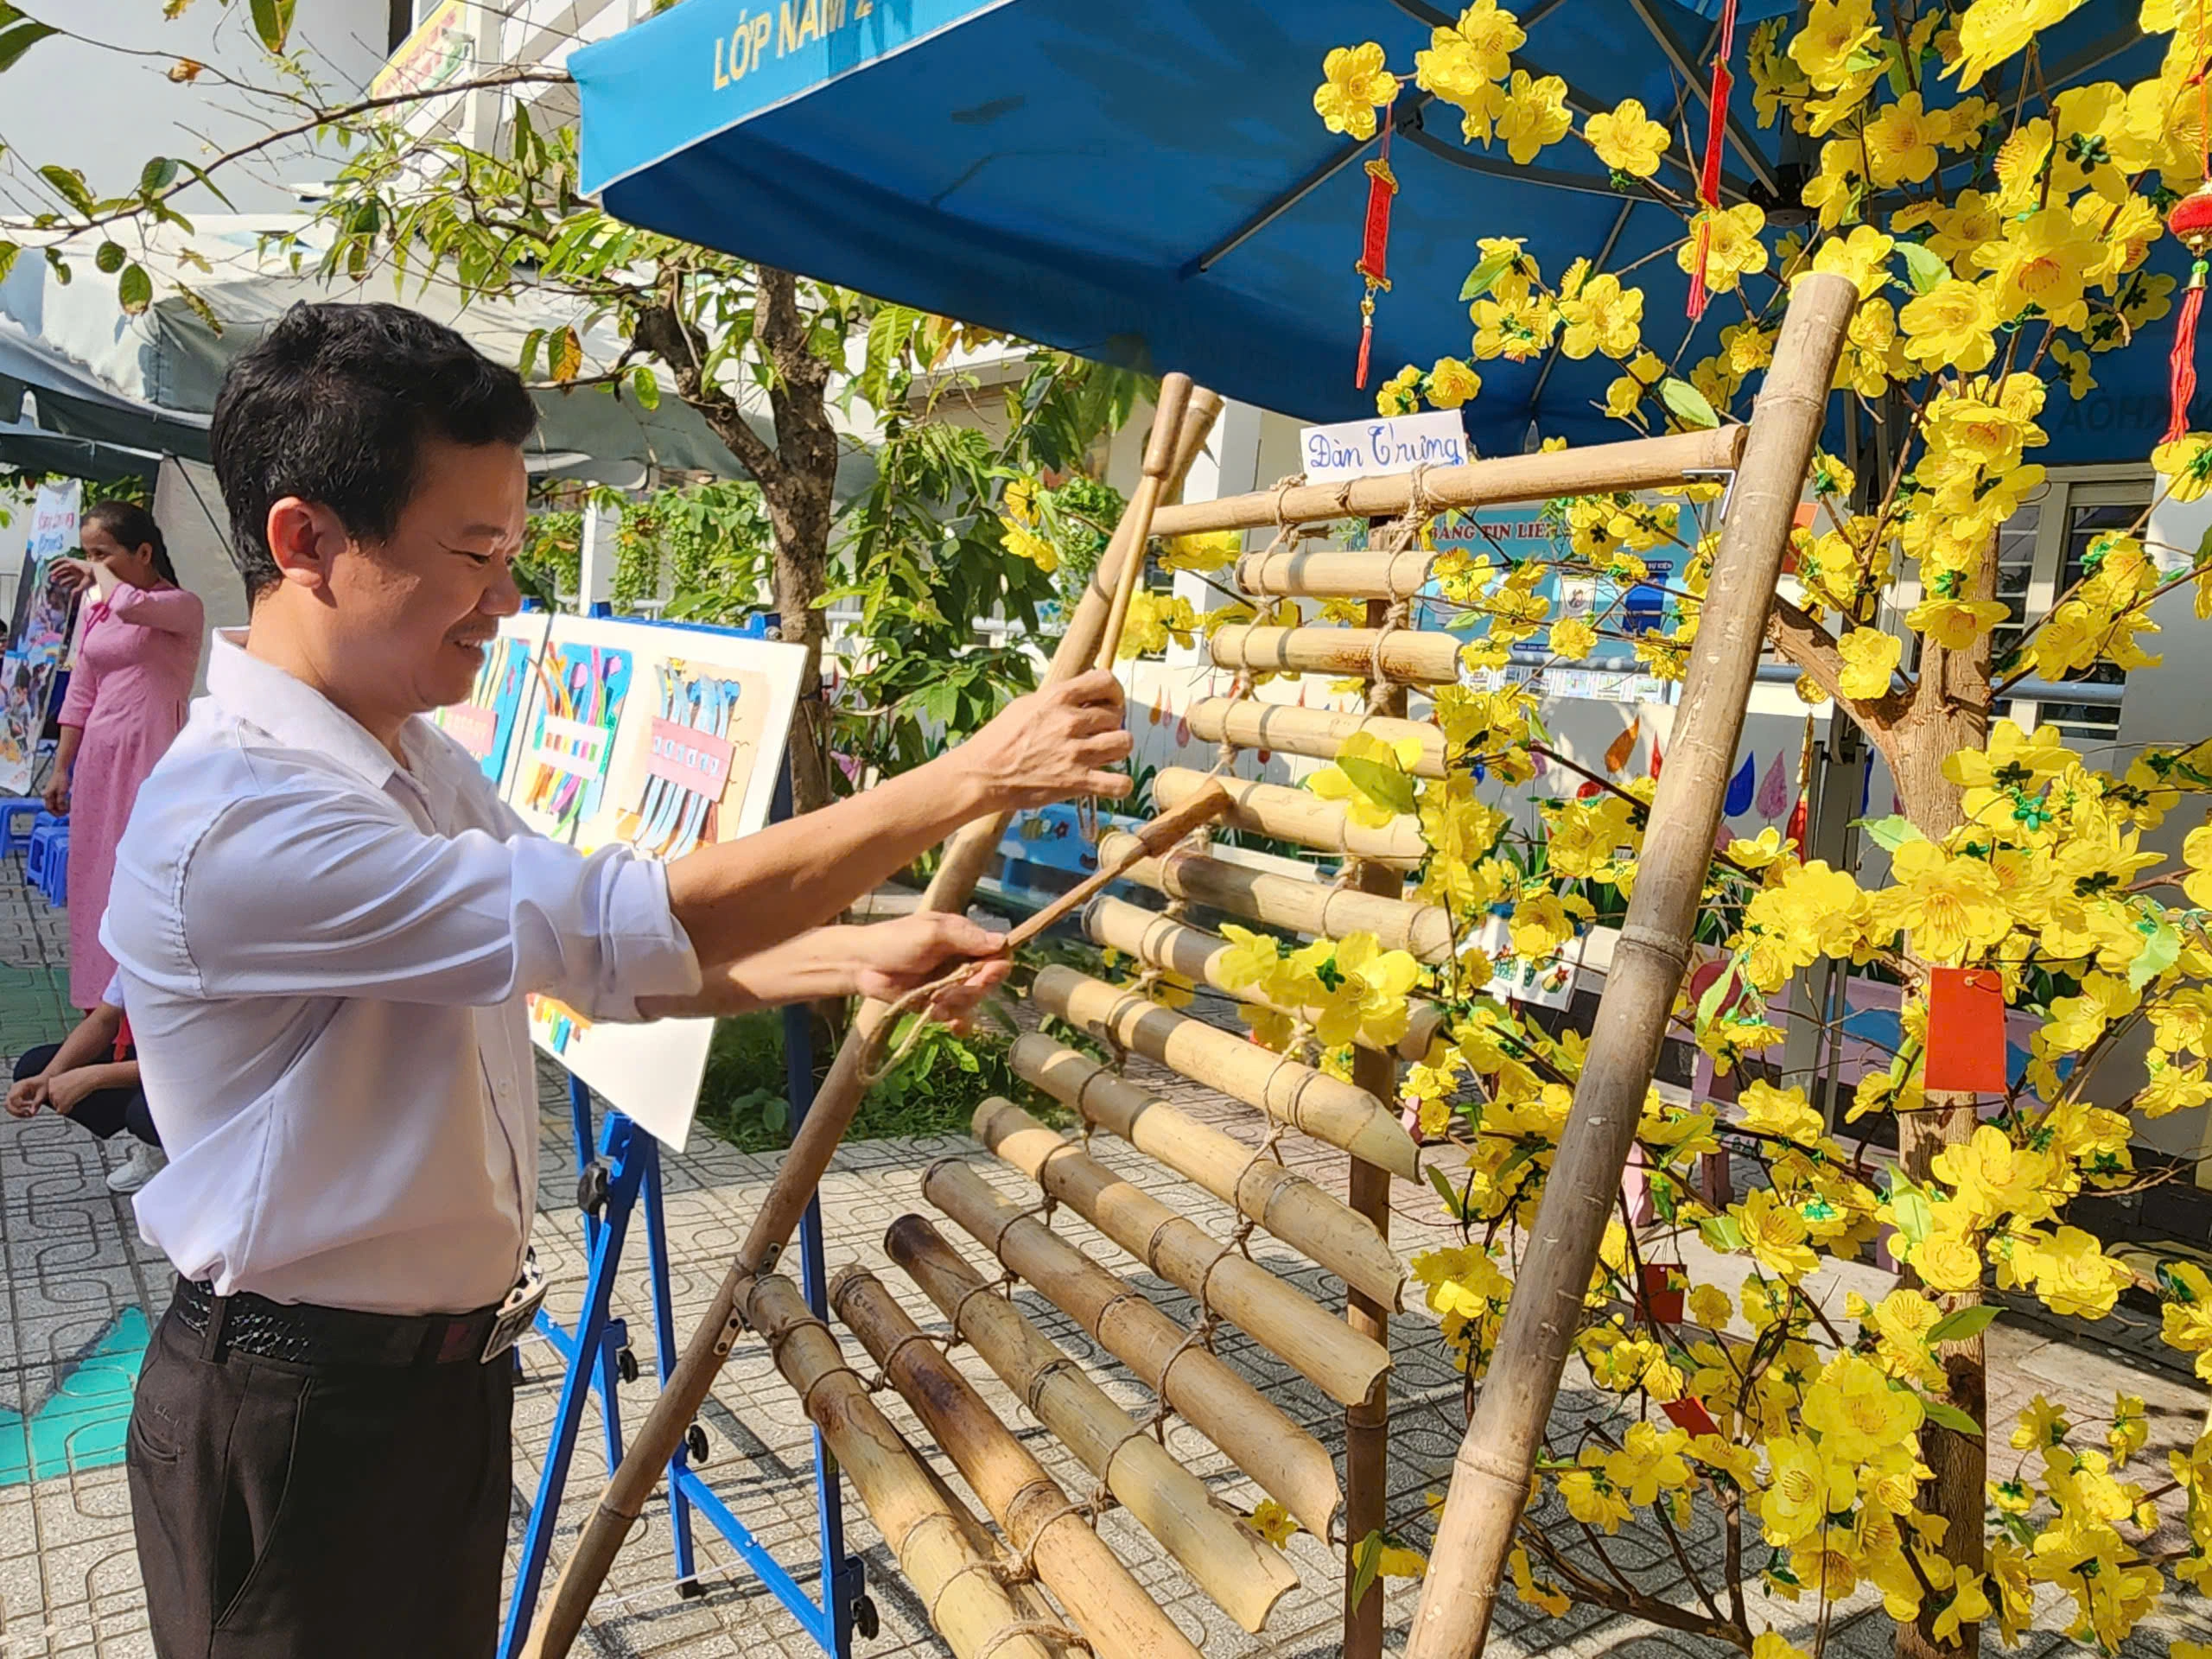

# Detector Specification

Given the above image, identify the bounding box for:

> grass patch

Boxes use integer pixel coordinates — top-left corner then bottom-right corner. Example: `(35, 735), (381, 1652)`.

(696, 1007), (1063, 1153)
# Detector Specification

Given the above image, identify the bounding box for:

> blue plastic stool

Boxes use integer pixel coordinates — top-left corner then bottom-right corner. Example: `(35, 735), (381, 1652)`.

(25, 812), (63, 893)
(36, 830), (66, 907)
(0, 798), (40, 858)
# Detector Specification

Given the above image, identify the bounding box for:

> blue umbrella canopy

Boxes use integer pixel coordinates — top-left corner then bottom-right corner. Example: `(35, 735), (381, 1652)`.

(574, 1), (2166, 461)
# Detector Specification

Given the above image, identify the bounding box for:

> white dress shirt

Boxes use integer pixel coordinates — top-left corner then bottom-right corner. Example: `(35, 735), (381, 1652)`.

(103, 632), (701, 1315)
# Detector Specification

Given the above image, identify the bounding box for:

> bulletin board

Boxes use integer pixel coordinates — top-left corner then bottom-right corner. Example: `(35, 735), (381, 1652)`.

(433, 612), (808, 1148)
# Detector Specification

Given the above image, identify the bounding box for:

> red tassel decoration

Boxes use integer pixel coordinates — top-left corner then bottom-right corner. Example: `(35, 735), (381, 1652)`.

(2166, 185), (2212, 442)
(1785, 794), (1808, 856)
(1685, 0), (1738, 321)
(1354, 108), (1398, 391)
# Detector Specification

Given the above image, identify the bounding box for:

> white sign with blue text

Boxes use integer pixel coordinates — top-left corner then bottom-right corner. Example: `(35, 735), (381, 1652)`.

(1300, 410), (1469, 485)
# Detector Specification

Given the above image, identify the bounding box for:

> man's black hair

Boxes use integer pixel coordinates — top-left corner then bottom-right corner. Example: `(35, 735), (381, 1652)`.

(209, 302), (537, 605)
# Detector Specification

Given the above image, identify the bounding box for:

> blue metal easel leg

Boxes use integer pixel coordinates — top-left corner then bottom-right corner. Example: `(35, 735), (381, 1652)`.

(638, 1131), (702, 1592)
(500, 1111), (649, 1659)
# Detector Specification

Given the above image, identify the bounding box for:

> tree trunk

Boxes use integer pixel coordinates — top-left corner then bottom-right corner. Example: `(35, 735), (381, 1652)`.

(1883, 563), (1993, 1659)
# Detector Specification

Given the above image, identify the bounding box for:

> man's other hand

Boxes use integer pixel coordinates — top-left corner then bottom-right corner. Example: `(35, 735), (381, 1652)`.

(851, 912), (1010, 1022)
(957, 670), (1133, 810)
(5, 1076), (47, 1118)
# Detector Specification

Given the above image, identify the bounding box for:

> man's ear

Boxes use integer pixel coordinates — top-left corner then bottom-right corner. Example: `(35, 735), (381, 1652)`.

(263, 497), (351, 594)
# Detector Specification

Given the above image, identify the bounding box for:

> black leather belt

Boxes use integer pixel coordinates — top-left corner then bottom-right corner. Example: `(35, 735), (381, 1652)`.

(171, 1278), (502, 1368)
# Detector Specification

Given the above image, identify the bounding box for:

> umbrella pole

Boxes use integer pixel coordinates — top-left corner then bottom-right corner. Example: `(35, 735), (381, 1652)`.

(518, 383), (1222, 1659)
(1403, 272), (1856, 1659)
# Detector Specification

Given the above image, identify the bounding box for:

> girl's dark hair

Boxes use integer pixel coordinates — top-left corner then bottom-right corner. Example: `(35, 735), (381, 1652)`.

(82, 499), (179, 587)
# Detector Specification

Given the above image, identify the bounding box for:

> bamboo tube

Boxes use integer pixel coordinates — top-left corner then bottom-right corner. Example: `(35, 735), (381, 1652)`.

(1030, 965), (1420, 1182)
(1096, 373), (1194, 673)
(1083, 895), (1445, 1061)
(923, 1159), (1343, 1539)
(905, 1435), (1083, 1656)
(1008, 1033), (1411, 1314)
(1099, 831), (1454, 963)
(1186, 698), (1447, 779)
(1237, 547), (1434, 601)
(974, 1098), (1391, 1408)
(829, 1266), (1204, 1659)
(1406, 273), (1858, 1659)
(519, 389), (1225, 1659)
(1153, 768), (1425, 868)
(1148, 425), (1745, 538)
(747, 1274), (1055, 1659)
(1210, 624), (1460, 686)
(885, 1214), (1300, 1633)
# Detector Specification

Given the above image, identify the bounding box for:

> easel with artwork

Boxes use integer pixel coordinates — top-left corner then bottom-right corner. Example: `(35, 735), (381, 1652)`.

(429, 609), (869, 1652)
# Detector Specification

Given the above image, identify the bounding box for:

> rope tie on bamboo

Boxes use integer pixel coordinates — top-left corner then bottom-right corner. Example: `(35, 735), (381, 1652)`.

(999, 1491), (1097, 1588)
(1251, 1017), (1319, 1140)
(1226, 1118), (1293, 1260)
(763, 1313), (869, 1421)
(922, 1558), (1017, 1637)
(974, 1622), (1090, 1659)
(863, 1327), (961, 1394)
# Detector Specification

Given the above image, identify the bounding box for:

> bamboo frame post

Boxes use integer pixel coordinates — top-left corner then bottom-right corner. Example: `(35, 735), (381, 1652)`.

(1403, 271), (1857, 1659)
(518, 388), (1224, 1659)
(1095, 372), (1194, 673)
(922, 1157), (1344, 1538)
(829, 1266), (1205, 1659)
(1343, 593), (1406, 1659)
(746, 1274), (1059, 1659)
(885, 1212), (1300, 1632)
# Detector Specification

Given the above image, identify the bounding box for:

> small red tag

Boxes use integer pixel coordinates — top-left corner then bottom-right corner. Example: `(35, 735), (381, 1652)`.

(1924, 967), (2007, 1093)
(1662, 1399), (1719, 1438)
(1637, 1262), (1685, 1325)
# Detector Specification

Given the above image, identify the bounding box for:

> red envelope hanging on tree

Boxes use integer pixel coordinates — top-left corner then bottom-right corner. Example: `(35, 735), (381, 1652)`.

(1924, 967), (2007, 1093)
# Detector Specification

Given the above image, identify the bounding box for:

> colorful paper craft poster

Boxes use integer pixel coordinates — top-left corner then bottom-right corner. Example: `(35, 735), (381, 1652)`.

(511, 639), (636, 842)
(509, 613), (807, 1148)
(429, 628), (537, 788)
(0, 486), (86, 793)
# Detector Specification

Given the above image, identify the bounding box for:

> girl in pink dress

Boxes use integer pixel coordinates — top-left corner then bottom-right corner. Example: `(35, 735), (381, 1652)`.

(43, 503), (204, 1010)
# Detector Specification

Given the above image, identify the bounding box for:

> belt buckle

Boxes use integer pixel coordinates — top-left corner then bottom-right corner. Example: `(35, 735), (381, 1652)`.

(481, 1254), (547, 1363)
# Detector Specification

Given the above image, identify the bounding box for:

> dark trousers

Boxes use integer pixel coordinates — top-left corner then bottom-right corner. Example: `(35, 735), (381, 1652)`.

(12, 1042), (159, 1146)
(128, 1292), (515, 1658)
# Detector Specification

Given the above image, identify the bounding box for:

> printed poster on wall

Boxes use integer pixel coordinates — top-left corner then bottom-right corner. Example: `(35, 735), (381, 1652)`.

(0, 481), (84, 792)
(432, 613), (806, 1148)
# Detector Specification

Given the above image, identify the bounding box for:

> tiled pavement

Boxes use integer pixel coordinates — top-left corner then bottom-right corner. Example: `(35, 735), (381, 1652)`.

(0, 861), (2209, 1655)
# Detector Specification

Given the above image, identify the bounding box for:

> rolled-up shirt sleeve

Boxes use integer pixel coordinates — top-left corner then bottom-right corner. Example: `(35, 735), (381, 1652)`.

(125, 776), (701, 1017)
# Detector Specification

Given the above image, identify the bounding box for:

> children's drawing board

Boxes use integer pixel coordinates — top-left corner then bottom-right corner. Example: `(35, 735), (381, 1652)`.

(504, 613), (808, 1148)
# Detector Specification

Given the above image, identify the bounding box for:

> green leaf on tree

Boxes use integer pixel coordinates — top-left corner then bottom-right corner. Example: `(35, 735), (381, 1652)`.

(1919, 1395), (1984, 1437)
(1700, 1214), (1745, 1252)
(0, 15), (57, 74)
(1854, 814), (1923, 852)
(2131, 918), (2182, 992)
(94, 242), (127, 275)
(118, 264), (154, 316)
(1926, 1303), (1999, 1343)
(1459, 247), (1519, 303)
(37, 164), (93, 215)
(139, 156), (181, 197)
(1658, 377), (1719, 429)
(249, 0), (296, 52)
(1426, 1163), (1467, 1220)
(1891, 1187), (1935, 1247)
(1897, 240), (1949, 295)
(0, 243), (17, 286)
(1335, 754), (1417, 817)
(549, 326), (583, 385)
(631, 364), (660, 410)
(1348, 1531), (1386, 1611)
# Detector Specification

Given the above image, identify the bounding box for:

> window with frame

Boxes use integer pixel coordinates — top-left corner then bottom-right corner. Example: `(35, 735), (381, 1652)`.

(1988, 469), (2152, 749)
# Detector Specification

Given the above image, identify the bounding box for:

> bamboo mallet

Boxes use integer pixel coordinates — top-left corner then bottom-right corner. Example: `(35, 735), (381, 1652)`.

(1094, 372), (1193, 675)
(1403, 271), (1859, 1659)
(518, 385), (1224, 1659)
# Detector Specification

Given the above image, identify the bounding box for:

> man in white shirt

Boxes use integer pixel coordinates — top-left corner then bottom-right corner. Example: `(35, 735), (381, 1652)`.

(104, 302), (1130, 1658)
